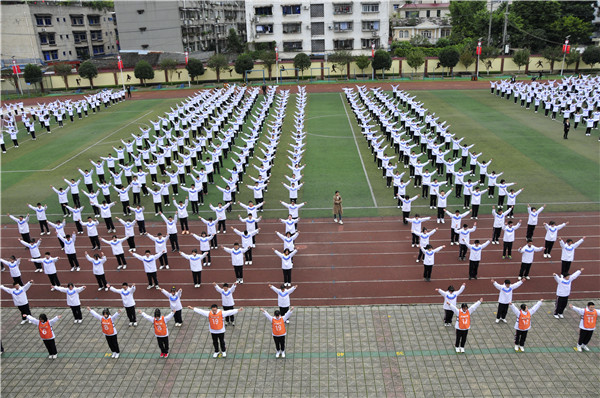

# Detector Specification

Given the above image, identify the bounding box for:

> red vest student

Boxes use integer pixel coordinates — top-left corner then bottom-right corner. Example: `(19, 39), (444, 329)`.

(510, 299), (544, 352)
(261, 307), (295, 358)
(570, 302), (600, 352)
(88, 307), (121, 358)
(24, 313), (61, 359)
(140, 309), (175, 358)
(449, 300), (482, 353)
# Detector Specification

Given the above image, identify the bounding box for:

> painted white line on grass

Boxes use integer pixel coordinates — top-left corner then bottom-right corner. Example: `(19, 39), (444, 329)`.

(1, 110), (152, 173)
(305, 114), (340, 121)
(307, 133), (353, 139)
(339, 92), (378, 208)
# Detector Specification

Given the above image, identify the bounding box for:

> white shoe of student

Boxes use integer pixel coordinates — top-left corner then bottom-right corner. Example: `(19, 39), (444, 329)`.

(111, 352), (116, 358)
(117, 265), (123, 270)
(582, 345), (590, 352)
(222, 351), (226, 358)
(495, 319), (500, 323)
(281, 351), (285, 358)
(455, 347), (460, 353)
(133, 322), (137, 327)
(52, 354), (57, 359)
(514, 345), (520, 352)
(114, 353), (120, 358)
(276, 351), (280, 358)
(460, 347), (465, 353)
(76, 267), (80, 271)
(502, 319), (507, 323)
(519, 346), (525, 352)
(558, 314), (564, 319)
(525, 276), (530, 280)
(576, 346), (582, 352)
(147, 285), (153, 289)
(334, 219), (338, 223)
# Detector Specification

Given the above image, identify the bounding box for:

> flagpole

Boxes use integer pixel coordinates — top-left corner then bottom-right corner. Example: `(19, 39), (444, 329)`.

(117, 55), (125, 91)
(275, 46), (279, 85)
(185, 51), (190, 87)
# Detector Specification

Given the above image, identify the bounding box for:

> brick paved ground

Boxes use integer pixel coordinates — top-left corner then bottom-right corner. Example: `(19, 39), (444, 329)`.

(1, 300), (599, 397)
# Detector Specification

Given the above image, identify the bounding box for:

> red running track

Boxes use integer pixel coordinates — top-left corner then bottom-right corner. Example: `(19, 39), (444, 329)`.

(1, 211), (598, 308)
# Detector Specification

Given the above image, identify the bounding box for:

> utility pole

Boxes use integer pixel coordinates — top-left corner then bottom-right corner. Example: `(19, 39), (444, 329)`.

(487, 0), (493, 46)
(560, 36), (570, 76)
(502, 1), (509, 54)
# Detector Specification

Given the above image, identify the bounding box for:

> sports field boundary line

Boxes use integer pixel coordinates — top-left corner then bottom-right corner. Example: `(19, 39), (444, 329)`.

(339, 92), (378, 208)
(1, 110), (153, 173)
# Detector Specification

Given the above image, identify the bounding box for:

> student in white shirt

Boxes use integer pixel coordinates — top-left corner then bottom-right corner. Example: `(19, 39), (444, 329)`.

(559, 236), (585, 276)
(179, 249), (208, 287)
(491, 279), (524, 323)
(525, 204), (545, 240)
(30, 252), (61, 290)
(87, 307), (121, 358)
(0, 280), (33, 323)
(269, 284), (297, 322)
(223, 243), (249, 284)
(85, 251), (109, 289)
(54, 283), (86, 323)
(553, 269), (583, 318)
(139, 308), (175, 358)
(501, 220), (521, 259)
(436, 284), (466, 326)
(159, 212), (179, 251)
(260, 307), (295, 358)
(213, 282), (238, 325)
(209, 202), (231, 233)
(517, 239), (544, 280)
(132, 250), (163, 289)
(421, 244), (445, 281)
(511, 300), (543, 352)
(27, 203), (50, 235)
(569, 301), (600, 352)
(107, 282), (137, 326)
(466, 240), (491, 280)
(449, 299), (483, 353)
(187, 304), (243, 358)
(542, 221), (568, 258)
(159, 287), (184, 326)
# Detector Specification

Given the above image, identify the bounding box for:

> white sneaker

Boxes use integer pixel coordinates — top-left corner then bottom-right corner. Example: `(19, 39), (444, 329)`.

(147, 285), (153, 289)
(249, 261), (252, 265)
(518, 277), (522, 280)
(117, 265), (123, 270)
(416, 259), (420, 263)
(525, 276), (530, 280)
(554, 314), (559, 319)
(576, 346), (582, 352)
(20, 319), (27, 325)
(276, 351), (280, 358)
(111, 352), (116, 358)
(339, 221), (343, 225)
(240, 279), (243, 284)
(502, 319), (507, 323)
(222, 351), (227, 358)
(76, 267), (80, 271)
(582, 345), (590, 352)
(114, 353), (120, 358)
(558, 314), (564, 319)
(495, 319), (500, 323)
(520, 346), (525, 352)
(122, 265), (126, 270)
(460, 347), (465, 353)
(441, 219), (445, 224)
(52, 354), (57, 359)
(165, 265), (170, 269)
(71, 267), (75, 272)
(547, 254), (551, 258)
(514, 345), (520, 352)
(98, 287), (103, 291)
(455, 347), (460, 353)
(159, 265), (165, 269)
(212, 352), (218, 358)
(281, 351), (285, 358)
(133, 322), (137, 327)
(334, 219), (338, 223)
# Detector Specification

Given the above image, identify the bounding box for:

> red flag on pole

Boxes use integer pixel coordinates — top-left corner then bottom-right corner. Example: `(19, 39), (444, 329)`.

(371, 43), (375, 58)
(562, 40), (570, 54)
(275, 46), (279, 61)
(117, 55), (123, 70)
(184, 51), (189, 65)
(476, 41), (482, 55)
(12, 62), (21, 74)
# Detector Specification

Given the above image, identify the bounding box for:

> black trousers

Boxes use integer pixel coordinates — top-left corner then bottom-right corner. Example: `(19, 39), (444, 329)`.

(89, 236), (100, 249)
(469, 260), (479, 278)
(217, 220), (226, 232)
(211, 333), (226, 352)
(67, 253), (80, 269)
(526, 224), (536, 240)
(497, 303), (509, 319)
(70, 305), (83, 320)
(43, 339), (58, 355)
(578, 329), (594, 346)
(519, 262), (532, 277)
(450, 229), (458, 244)
(492, 227), (502, 242)
(411, 233), (419, 245)
(18, 303), (32, 319)
(125, 306), (136, 322)
(280, 306), (290, 318)
(223, 305), (235, 323)
(273, 335), (286, 352)
(179, 217), (188, 231)
(515, 330), (528, 346)
(157, 336), (169, 354)
(104, 217), (115, 231)
(544, 240), (555, 255)
(12, 276), (24, 286)
(159, 253), (168, 267)
(503, 242), (513, 257)
(174, 309), (183, 324)
(283, 268), (292, 284)
(146, 272), (159, 286)
(106, 334), (120, 353)
(95, 274), (108, 288)
(423, 265), (432, 279)
(48, 273), (61, 286)
(192, 271), (202, 285)
(444, 309), (454, 324)
(169, 234), (179, 251)
(554, 296), (569, 315)
(234, 265), (243, 280)
(137, 220), (146, 234)
(459, 244), (467, 259)
(39, 220), (50, 233)
(455, 329), (469, 347)
(561, 261), (572, 276)
(472, 204), (479, 218)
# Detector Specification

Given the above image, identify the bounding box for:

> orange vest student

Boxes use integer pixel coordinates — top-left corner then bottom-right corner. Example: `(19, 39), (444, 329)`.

(261, 307), (294, 358)
(189, 304), (242, 358)
(510, 299), (543, 352)
(140, 309), (175, 358)
(88, 307), (121, 358)
(570, 302), (600, 352)
(24, 313), (61, 359)
(449, 300), (482, 353)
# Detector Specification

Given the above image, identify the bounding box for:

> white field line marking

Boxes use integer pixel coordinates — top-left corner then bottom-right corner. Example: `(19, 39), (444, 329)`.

(1, 110), (152, 173)
(307, 133), (353, 139)
(339, 92), (378, 207)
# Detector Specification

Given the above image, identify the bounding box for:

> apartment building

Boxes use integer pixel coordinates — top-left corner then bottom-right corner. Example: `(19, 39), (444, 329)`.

(114, 0), (246, 55)
(390, 0), (451, 44)
(1, 1), (118, 67)
(245, 1), (390, 58)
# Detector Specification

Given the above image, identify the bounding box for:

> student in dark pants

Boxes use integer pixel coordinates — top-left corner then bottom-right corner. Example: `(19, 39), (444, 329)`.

(24, 313), (62, 359)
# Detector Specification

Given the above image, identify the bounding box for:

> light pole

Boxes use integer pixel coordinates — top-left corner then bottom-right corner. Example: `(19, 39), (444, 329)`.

(11, 56), (23, 95)
(560, 36), (570, 77)
(275, 46), (279, 84)
(476, 39), (482, 80)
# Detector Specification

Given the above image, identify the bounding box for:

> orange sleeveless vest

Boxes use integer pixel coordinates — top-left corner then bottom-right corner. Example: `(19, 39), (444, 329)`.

(208, 310), (224, 331)
(154, 316), (168, 336)
(458, 311), (471, 330)
(101, 317), (115, 335)
(272, 317), (286, 336)
(583, 309), (597, 329)
(38, 321), (52, 339)
(518, 311), (531, 330)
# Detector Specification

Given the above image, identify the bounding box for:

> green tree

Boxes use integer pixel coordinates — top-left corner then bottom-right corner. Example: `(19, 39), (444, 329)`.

(53, 63), (73, 90)
(508, 1), (561, 50)
(541, 46), (563, 74)
(78, 60), (98, 88)
(134, 60), (154, 86)
(23, 64), (43, 92)
(328, 50), (355, 79)
(405, 49), (425, 76)
(448, 1), (488, 42)
(550, 15), (594, 45)
(409, 35), (431, 47)
(293, 53), (311, 76)
(355, 55), (371, 76)
(226, 28), (244, 55)
(459, 49), (475, 71)
(158, 58), (177, 81)
(512, 49), (530, 72)
(259, 50), (276, 80)
(207, 53), (229, 82)
(186, 58), (205, 82)
(480, 45), (499, 75)
(438, 47), (460, 76)
(235, 53), (255, 79)
(372, 49), (392, 77)
(581, 46), (600, 68)
(565, 51), (581, 71)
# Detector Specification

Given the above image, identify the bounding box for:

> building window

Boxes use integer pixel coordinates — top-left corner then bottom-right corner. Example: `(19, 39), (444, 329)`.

(421, 30), (432, 39)
(311, 22), (324, 36)
(88, 15), (100, 25)
(333, 39), (354, 50)
(39, 33), (56, 46)
(90, 30), (103, 41)
(333, 3), (352, 14)
(362, 4), (379, 13)
(35, 15), (52, 26)
(282, 23), (302, 34)
(441, 28), (451, 38)
(70, 15), (84, 26)
(255, 24), (274, 34)
(92, 45), (105, 55)
(282, 5), (301, 15)
(426, 10), (431, 18)
(361, 21), (380, 31)
(255, 6), (272, 16)
(437, 10), (441, 17)
(333, 21), (353, 32)
(361, 38), (380, 49)
(56, 17), (60, 23)
(311, 39), (325, 52)
(76, 46), (89, 59)
(42, 50), (59, 61)
(310, 4), (324, 18)
(73, 32), (87, 44)
(283, 41), (302, 52)
(405, 11), (419, 18)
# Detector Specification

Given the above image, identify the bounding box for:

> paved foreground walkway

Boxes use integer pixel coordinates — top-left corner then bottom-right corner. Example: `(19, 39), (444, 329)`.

(1, 301), (599, 397)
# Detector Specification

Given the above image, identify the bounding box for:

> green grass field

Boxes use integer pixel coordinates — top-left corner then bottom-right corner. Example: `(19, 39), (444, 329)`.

(1, 88), (598, 225)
